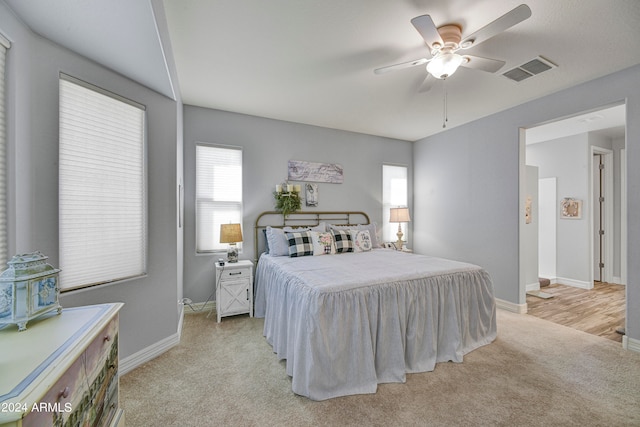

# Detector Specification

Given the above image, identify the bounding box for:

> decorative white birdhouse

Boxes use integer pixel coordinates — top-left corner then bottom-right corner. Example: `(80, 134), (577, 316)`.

(0, 251), (62, 331)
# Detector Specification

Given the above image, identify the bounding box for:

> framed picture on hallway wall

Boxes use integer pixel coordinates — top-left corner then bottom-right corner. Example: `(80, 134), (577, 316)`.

(560, 197), (582, 219)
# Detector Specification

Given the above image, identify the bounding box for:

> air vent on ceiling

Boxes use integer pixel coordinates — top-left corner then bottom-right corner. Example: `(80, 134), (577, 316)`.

(503, 56), (557, 82)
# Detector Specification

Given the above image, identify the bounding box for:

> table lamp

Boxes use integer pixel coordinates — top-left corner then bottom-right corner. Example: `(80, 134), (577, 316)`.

(389, 207), (411, 250)
(220, 223), (243, 263)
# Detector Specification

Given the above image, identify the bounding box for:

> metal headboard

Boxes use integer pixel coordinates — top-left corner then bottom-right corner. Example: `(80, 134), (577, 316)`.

(254, 211), (370, 263)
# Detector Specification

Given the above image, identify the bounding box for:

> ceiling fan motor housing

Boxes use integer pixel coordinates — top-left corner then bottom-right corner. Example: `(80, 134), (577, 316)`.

(433, 24), (462, 51)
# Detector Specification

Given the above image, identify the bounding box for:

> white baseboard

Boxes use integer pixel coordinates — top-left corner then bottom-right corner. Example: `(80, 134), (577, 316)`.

(120, 305), (185, 376)
(184, 300), (216, 314)
(539, 275), (557, 283)
(496, 298), (527, 314)
(555, 277), (591, 289)
(623, 335), (640, 353)
(612, 276), (626, 286)
(119, 300), (218, 375)
(526, 282), (540, 292)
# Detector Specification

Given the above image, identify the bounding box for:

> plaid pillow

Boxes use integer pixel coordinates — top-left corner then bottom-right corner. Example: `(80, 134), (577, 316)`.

(286, 231), (314, 257)
(331, 229), (354, 253)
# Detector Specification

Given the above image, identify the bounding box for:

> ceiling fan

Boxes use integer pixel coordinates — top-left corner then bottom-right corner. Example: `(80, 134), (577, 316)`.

(374, 4), (532, 83)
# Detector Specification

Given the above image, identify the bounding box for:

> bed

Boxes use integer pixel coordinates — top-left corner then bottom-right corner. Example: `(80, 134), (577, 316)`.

(253, 211), (496, 401)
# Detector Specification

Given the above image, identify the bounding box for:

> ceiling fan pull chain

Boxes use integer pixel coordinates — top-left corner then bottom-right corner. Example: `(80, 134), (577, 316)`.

(442, 79), (448, 128)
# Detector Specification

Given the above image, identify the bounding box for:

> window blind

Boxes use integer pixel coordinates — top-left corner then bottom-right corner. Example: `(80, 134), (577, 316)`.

(196, 144), (242, 253)
(382, 164), (408, 243)
(0, 34), (9, 265)
(59, 75), (146, 291)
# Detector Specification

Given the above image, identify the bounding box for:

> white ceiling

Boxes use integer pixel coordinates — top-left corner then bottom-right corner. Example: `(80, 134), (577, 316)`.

(5, 0), (174, 99)
(5, 0), (640, 141)
(526, 104), (626, 145)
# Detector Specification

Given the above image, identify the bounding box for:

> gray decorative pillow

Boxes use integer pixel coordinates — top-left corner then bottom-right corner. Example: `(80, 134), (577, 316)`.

(331, 229), (354, 253)
(266, 226), (290, 256)
(286, 231), (314, 257)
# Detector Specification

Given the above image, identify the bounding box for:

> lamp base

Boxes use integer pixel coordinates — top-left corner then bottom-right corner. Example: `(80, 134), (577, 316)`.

(227, 244), (238, 263)
(396, 225), (404, 251)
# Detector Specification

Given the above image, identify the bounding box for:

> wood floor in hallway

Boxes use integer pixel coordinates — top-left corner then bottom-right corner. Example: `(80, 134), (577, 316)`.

(526, 281), (625, 342)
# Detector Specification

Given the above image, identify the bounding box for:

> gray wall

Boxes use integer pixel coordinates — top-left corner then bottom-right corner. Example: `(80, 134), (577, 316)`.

(527, 134), (590, 286)
(413, 115), (521, 302)
(183, 106), (413, 303)
(413, 63), (640, 342)
(1, 5), (182, 360)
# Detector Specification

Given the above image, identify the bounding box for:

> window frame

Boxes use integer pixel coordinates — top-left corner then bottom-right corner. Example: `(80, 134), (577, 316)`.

(0, 33), (9, 265)
(58, 73), (147, 292)
(195, 143), (243, 255)
(382, 163), (409, 244)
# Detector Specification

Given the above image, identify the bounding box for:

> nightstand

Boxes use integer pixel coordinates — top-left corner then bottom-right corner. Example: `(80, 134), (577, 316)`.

(215, 260), (253, 323)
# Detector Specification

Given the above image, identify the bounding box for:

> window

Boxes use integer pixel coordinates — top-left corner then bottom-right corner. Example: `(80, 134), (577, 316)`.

(59, 74), (146, 291)
(382, 164), (408, 243)
(0, 33), (9, 265)
(196, 144), (242, 253)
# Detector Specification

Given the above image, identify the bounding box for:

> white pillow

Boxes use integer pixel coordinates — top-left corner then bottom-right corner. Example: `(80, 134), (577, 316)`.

(351, 229), (372, 252)
(310, 231), (335, 255)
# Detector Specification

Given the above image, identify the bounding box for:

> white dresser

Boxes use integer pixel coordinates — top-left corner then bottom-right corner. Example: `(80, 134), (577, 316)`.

(0, 303), (124, 427)
(215, 260), (253, 323)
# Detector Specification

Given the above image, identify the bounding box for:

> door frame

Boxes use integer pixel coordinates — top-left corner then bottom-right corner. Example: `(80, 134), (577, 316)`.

(590, 146), (614, 286)
(620, 148), (627, 286)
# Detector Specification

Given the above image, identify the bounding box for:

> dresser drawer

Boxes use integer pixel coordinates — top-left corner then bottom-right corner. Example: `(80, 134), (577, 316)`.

(22, 353), (87, 427)
(5, 306), (123, 427)
(84, 316), (119, 378)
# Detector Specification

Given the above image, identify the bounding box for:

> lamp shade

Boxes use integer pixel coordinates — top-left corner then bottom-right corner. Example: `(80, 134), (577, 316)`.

(389, 207), (411, 223)
(220, 223), (243, 243)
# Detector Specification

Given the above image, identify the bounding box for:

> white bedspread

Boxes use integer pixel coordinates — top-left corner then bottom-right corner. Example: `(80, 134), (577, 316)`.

(254, 249), (497, 400)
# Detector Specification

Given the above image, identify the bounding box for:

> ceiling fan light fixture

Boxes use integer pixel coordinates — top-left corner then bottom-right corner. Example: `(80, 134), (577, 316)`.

(427, 52), (464, 79)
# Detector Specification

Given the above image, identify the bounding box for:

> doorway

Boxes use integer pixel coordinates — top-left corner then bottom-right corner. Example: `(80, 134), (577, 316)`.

(521, 103), (627, 342)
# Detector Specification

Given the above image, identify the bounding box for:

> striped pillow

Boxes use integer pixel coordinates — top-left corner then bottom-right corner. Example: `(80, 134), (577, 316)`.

(286, 231), (314, 257)
(331, 229), (354, 253)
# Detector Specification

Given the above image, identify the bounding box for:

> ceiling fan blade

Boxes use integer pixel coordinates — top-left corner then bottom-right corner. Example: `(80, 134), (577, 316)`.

(460, 55), (506, 73)
(460, 4), (532, 49)
(374, 58), (429, 75)
(411, 15), (444, 50)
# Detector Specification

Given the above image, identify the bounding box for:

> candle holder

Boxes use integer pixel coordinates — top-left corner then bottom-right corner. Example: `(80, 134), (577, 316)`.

(274, 181), (302, 218)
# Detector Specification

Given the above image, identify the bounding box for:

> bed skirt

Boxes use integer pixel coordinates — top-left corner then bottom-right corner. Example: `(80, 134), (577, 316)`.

(254, 252), (497, 400)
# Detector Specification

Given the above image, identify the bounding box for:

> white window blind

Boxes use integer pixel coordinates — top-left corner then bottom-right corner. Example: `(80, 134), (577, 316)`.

(0, 34), (9, 265)
(382, 164), (408, 243)
(196, 144), (242, 253)
(59, 75), (146, 291)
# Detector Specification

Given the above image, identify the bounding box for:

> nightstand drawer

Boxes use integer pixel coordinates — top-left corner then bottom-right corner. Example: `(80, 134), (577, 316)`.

(219, 267), (251, 280)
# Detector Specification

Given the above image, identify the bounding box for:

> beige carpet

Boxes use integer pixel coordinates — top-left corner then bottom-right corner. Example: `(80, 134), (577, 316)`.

(120, 310), (640, 426)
